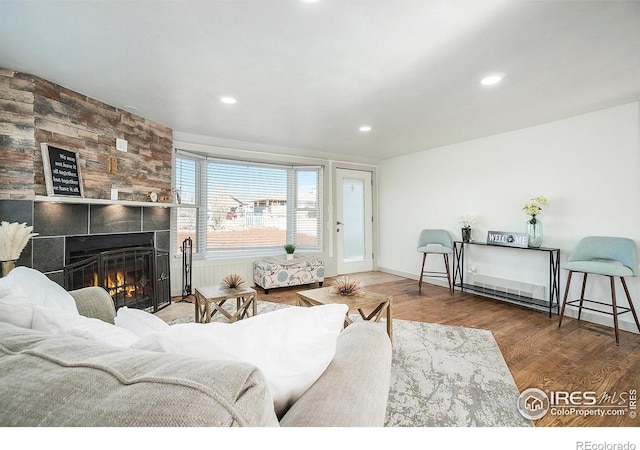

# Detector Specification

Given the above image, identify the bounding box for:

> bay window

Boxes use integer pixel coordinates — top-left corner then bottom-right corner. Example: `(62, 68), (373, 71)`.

(174, 151), (323, 257)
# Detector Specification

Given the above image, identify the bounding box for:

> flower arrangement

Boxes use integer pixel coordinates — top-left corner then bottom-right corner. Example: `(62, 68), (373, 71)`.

(330, 276), (363, 297)
(523, 196), (548, 224)
(459, 215), (475, 229)
(0, 221), (38, 261)
(459, 215), (475, 242)
(220, 274), (247, 290)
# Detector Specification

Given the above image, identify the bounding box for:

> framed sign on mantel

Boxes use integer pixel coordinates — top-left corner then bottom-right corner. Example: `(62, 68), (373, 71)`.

(487, 230), (529, 248)
(40, 143), (84, 197)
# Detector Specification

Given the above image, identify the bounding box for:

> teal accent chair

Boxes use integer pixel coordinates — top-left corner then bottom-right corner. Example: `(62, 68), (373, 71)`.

(559, 236), (640, 345)
(417, 229), (453, 295)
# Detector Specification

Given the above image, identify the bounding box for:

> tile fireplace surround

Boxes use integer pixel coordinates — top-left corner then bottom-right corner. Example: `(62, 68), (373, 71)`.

(0, 199), (170, 287)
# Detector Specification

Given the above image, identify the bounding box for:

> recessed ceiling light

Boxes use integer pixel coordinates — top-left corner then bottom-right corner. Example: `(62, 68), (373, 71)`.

(299, 0), (322, 3)
(359, 125), (372, 132)
(220, 96), (237, 104)
(480, 74), (504, 86)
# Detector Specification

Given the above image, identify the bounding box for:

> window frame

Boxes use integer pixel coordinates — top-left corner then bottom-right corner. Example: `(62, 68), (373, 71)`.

(172, 150), (324, 259)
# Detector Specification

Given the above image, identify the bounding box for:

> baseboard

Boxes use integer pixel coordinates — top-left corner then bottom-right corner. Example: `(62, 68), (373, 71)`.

(377, 266), (449, 288)
(376, 266), (639, 335)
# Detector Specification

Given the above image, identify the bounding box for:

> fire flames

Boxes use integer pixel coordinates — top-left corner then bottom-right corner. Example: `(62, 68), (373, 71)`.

(93, 271), (138, 298)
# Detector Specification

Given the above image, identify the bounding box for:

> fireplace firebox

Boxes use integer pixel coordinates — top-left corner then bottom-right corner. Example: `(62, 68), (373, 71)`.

(64, 233), (170, 312)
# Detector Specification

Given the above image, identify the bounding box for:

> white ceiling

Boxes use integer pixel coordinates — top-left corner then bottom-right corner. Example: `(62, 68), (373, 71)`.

(1, 1), (639, 164)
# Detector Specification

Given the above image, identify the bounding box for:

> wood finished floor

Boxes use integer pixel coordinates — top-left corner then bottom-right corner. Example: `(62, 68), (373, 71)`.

(157, 271), (640, 427)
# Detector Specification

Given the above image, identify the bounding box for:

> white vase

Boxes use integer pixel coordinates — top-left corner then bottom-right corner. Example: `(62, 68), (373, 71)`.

(286, 254), (294, 260)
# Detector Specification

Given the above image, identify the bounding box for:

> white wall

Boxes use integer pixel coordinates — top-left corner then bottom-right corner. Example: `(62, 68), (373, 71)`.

(378, 102), (640, 332)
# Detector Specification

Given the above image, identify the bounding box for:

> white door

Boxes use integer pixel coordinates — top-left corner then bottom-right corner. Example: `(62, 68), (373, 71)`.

(336, 168), (373, 274)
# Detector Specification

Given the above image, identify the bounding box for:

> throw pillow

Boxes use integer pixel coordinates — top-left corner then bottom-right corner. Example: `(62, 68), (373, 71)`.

(115, 306), (170, 337)
(132, 303), (348, 417)
(0, 267), (78, 314)
(31, 305), (139, 348)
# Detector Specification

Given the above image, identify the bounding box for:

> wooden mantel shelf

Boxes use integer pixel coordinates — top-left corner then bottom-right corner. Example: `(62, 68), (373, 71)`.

(34, 195), (181, 208)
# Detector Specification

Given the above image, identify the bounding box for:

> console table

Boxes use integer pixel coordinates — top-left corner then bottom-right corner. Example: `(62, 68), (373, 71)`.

(452, 240), (560, 318)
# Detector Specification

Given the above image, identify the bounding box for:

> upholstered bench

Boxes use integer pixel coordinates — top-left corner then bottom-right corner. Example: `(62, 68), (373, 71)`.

(253, 255), (324, 294)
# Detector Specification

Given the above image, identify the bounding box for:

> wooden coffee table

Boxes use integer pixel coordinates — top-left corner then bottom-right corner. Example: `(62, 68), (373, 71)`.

(194, 286), (257, 324)
(296, 286), (392, 340)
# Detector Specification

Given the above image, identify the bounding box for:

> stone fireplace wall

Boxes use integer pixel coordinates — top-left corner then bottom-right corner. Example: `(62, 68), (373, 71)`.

(0, 68), (174, 285)
(1, 68), (173, 201)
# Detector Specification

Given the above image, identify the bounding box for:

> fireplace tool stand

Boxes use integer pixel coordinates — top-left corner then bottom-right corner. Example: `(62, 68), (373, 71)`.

(181, 237), (194, 302)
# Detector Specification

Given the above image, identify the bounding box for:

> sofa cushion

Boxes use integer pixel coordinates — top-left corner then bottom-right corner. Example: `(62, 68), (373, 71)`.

(0, 322), (279, 427)
(132, 303), (348, 417)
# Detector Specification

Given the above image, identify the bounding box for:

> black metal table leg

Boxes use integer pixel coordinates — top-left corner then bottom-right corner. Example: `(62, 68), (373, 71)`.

(453, 241), (465, 292)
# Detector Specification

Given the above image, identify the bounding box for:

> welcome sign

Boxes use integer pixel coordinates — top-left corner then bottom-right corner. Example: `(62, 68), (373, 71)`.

(487, 230), (529, 248)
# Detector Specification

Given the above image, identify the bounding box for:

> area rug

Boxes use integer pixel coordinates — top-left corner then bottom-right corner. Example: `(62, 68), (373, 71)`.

(168, 301), (532, 427)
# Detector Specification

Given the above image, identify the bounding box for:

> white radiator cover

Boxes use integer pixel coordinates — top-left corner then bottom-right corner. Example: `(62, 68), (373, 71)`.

(466, 272), (546, 300)
(170, 259), (256, 297)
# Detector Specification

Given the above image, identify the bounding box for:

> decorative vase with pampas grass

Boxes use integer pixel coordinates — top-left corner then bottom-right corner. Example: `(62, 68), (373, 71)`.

(0, 221), (38, 277)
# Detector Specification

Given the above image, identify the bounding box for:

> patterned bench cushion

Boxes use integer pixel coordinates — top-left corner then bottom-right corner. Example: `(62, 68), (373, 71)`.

(254, 256), (324, 291)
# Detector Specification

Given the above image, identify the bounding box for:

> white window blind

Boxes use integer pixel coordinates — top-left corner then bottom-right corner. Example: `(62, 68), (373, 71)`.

(174, 153), (205, 255)
(173, 151), (323, 257)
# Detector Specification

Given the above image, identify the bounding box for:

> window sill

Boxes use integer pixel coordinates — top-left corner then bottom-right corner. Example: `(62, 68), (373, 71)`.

(173, 249), (323, 262)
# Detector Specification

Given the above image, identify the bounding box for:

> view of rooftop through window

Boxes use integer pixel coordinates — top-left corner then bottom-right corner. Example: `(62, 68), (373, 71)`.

(174, 152), (323, 257)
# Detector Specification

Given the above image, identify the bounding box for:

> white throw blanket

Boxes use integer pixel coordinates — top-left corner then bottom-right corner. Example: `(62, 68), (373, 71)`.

(0, 267), (347, 416)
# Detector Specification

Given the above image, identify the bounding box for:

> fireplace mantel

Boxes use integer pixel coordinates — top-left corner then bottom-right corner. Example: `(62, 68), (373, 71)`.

(34, 195), (181, 208)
